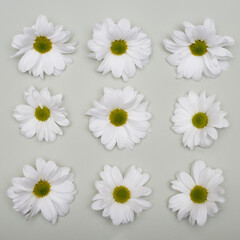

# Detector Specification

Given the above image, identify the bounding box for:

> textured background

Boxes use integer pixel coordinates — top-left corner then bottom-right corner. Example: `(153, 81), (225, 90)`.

(0, 0), (240, 239)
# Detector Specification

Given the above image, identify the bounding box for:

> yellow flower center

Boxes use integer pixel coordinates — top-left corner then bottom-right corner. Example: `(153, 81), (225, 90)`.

(111, 40), (128, 55)
(33, 180), (51, 198)
(189, 40), (208, 56)
(192, 112), (208, 129)
(33, 36), (52, 53)
(113, 186), (131, 203)
(35, 106), (50, 121)
(109, 108), (128, 126)
(190, 185), (208, 203)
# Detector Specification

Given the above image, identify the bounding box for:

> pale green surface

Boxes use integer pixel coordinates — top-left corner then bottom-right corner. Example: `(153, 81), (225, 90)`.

(0, 0), (240, 239)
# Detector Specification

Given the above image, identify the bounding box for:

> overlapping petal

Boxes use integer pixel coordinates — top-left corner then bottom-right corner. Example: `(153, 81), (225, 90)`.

(88, 18), (151, 81)
(92, 165), (152, 225)
(7, 158), (76, 224)
(172, 91), (229, 150)
(169, 160), (225, 226)
(86, 86), (151, 150)
(11, 15), (78, 78)
(13, 86), (70, 143)
(164, 18), (234, 81)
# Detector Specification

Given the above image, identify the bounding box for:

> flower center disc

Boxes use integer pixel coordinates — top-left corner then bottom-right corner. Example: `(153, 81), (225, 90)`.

(192, 112), (208, 129)
(189, 40), (208, 56)
(113, 186), (131, 203)
(109, 108), (128, 126)
(35, 106), (50, 121)
(33, 180), (51, 198)
(33, 36), (52, 53)
(111, 40), (128, 55)
(190, 185), (208, 203)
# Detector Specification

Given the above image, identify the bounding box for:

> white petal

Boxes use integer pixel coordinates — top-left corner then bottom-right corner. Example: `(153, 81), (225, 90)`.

(176, 172), (195, 189)
(111, 166), (123, 186)
(42, 53), (54, 75)
(40, 197), (58, 224)
(35, 15), (53, 36)
(49, 192), (70, 217)
(203, 18), (216, 35)
(191, 160), (206, 184)
(23, 165), (38, 180)
(101, 125), (115, 145)
(36, 157), (46, 173)
(131, 198), (152, 210)
(110, 203), (124, 225)
(118, 19), (131, 34)
(170, 180), (190, 194)
(91, 200), (105, 210)
(171, 30), (190, 46)
(131, 186), (152, 197)
(50, 49), (66, 70)
(203, 53), (221, 76)
(196, 205), (208, 226)
(18, 49), (40, 72)
(110, 55), (124, 78)
(100, 165), (115, 188)
(51, 181), (75, 193)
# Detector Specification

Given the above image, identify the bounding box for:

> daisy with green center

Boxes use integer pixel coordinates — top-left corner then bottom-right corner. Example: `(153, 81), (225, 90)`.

(171, 91), (229, 150)
(88, 18), (152, 81)
(164, 18), (234, 81)
(13, 86), (70, 143)
(92, 165), (152, 225)
(168, 160), (225, 226)
(7, 158), (77, 224)
(11, 15), (78, 78)
(86, 86), (152, 150)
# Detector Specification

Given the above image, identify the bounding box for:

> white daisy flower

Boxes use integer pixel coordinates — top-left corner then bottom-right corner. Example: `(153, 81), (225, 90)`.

(7, 157), (77, 224)
(171, 91), (229, 150)
(86, 86), (151, 150)
(88, 18), (152, 81)
(169, 160), (225, 226)
(164, 18), (234, 81)
(13, 86), (70, 143)
(11, 15), (78, 78)
(92, 165), (152, 225)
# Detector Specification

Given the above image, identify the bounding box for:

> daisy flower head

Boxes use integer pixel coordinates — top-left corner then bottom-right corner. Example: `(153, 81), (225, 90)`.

(171, 91), (229, 150)
(169, 160), (225, 226)
(86, 86), (152, 151)
(13, 86), (70, 143)
(7, 157), (77, 224)
(92, 165), (152, 225)
(88, 18), (152, 81)
(11, 15), (78, 78)
(164, 18), (234, 81)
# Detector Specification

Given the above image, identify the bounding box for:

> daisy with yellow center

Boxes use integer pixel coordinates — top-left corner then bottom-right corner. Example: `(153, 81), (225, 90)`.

(13, 86), (70, 143)
(171, 91), (229, 150)
(7, 158), (77, 224)
(168, 160), (225, 226)
(92, 165), (152, 225)
(88, 18), (152, 81)
(164, 18), (234, 81)
(86, 86), (152, 150)
(11, 15), (78, 78)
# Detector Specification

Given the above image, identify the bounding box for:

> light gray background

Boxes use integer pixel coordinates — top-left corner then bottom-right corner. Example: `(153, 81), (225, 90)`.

(0, 0), (239, 239)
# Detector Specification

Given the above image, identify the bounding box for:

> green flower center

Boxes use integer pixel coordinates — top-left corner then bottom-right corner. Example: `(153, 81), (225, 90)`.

(190, 185), (208, 203)
(109, 108), (128, 126)
(35, 106), (50, 121)
(192, 112), (208, 129)
(33, 36), (52, 53)
(189, 40), (208, 56)
(33, 180), (51, 198)
(113, 186), (131, 203)
(111, 40), (128, 55)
